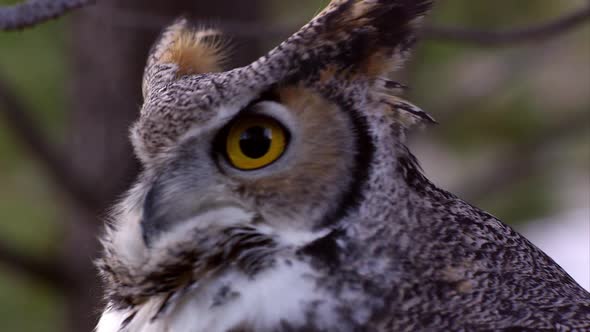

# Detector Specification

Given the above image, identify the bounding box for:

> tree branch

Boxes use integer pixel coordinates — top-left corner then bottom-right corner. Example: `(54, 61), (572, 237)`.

(0, 241), (67, 288)
(79, 3), (590, 47)
(2, 1), (589, 47)
(0, 76), (103, 215)
(423, 5), (590, 46)
(0, 0), (95, 31)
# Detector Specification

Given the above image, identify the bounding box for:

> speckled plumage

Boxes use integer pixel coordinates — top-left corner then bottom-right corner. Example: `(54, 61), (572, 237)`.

(96, 1), (590, 331)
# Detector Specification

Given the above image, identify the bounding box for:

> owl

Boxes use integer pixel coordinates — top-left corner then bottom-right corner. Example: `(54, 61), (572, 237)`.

(95, 1), (590, 331)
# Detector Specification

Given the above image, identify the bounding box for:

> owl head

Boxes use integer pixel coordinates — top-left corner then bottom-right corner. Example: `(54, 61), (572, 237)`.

(99, 0), (434, 311)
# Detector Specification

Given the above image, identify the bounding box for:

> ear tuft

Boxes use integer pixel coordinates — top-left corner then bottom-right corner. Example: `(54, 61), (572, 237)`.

(380, 94), (437, 128)
(246, 0), (434, 88)
(158, 25), (228, 76)
(142, 18), (229, 97)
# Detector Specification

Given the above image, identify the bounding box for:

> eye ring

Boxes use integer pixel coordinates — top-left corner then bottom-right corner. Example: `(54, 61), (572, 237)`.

(225, 115), (288, 170)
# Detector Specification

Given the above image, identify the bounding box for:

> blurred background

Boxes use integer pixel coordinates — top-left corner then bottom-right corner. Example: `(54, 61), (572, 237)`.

(0, 0), (588, 331)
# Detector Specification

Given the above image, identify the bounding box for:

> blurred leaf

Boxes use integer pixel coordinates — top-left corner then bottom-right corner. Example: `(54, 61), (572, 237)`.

(0, 270), (63, 332)
(0, 15), (66, 332)
(0, 19), (67, 140)
(478, 174), (557, 225)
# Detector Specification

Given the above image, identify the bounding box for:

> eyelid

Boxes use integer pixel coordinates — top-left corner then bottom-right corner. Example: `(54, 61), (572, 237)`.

(240, 90), (281, 113)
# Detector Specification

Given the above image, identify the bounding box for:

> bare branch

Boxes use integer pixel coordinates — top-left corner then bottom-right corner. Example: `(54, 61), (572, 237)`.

(423, 5), (590, 46)
(0, 241), (67, 288)
(2, 0), (589, 47)
(0, 75), (103, 215)
(0, 0), (95, 31)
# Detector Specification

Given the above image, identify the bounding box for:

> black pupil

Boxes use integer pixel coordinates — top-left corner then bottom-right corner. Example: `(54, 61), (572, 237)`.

(239, 126), (272, 159)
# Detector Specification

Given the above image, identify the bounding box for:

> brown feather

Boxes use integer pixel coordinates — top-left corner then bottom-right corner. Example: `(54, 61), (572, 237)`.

(148, 19), (228, 77)
(159, 27), (227, 76)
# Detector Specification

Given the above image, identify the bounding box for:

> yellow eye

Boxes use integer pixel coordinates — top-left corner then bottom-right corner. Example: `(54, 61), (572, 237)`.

(225, 115), (288, 170)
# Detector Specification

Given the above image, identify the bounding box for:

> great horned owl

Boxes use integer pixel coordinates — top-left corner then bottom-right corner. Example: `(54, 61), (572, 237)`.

(96, 1), (590, 331)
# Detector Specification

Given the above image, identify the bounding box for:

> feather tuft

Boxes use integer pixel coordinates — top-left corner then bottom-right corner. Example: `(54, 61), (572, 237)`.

(380, 94), (437, 128)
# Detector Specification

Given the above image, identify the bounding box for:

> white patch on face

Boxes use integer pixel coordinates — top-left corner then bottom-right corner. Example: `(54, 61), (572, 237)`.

(108, 205), (148, 269)
(255, 222), (332, 247)
(107, 199), (254, 269)
(150, 204), (255, 251)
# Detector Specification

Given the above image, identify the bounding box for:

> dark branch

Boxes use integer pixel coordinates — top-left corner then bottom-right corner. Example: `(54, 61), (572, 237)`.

(423, 5), (590, 46)
(82, 4), (590, 46)
(0, 241), (66, 288)
(2, 1), (589, 46)
(0, 76), (103, 215)
(0, 0), (95, 31)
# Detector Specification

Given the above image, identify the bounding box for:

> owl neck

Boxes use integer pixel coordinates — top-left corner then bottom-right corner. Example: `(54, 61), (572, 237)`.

(346, 138), (453, 239)
(302, 121), (455, 266)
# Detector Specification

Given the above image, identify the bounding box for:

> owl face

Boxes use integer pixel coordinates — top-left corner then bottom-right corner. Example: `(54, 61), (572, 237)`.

(138, 83), (363, 244)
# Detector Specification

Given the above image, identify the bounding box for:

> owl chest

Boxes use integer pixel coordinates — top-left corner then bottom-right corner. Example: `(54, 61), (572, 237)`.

(104, 260), (340, 332)
(169, 261), (340, 332)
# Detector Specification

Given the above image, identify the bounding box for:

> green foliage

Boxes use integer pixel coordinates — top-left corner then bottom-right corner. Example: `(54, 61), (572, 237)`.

(408, 1), (589, 224)
(480, 174), (557, 225)
(0, 269), (64, 332)
(0, 11), (66, 332)
(0, 20), (67, 139)
(440, 97), (545, 151)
